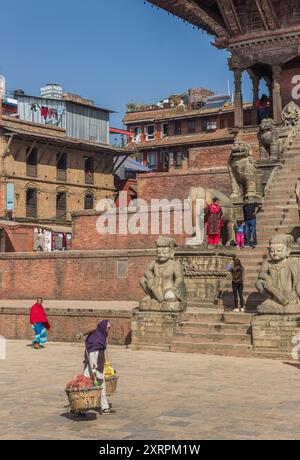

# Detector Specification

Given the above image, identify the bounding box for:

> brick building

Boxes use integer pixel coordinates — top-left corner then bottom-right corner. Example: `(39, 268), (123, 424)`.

(0, 84), (127, 250)
(124, 90), (252, 173)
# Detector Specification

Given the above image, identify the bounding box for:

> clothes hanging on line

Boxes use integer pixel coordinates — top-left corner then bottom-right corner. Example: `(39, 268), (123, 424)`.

(30, 104), (41, 112)
(48, 108), (58, 119)
(41, 106), (49, 119)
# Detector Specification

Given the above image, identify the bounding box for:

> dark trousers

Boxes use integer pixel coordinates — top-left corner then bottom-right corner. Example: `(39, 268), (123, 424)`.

(245, 219), (257, 246)
(232, 282), (244, 309)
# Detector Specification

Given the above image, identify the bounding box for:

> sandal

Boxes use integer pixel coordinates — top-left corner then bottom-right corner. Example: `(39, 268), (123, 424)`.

(101, 408), (116, 415)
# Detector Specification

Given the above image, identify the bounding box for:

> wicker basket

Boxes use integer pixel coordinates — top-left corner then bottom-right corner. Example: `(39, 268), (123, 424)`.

(65, 387), (101, 413)
(105, 375), (118, 396)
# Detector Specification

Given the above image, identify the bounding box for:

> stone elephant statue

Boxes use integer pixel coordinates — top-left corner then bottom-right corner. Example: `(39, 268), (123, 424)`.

(186, 187), (236, 246)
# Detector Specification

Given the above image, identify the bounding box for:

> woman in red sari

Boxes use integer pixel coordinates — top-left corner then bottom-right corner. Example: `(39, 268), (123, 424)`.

(30, 298), (51, 349)
(206, 197), (224, 246)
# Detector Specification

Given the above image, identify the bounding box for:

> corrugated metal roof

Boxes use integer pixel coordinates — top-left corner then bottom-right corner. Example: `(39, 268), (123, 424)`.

(114, 156), (151, 173)
(203, 95), (232, 109)
(18, 93), (114, 113)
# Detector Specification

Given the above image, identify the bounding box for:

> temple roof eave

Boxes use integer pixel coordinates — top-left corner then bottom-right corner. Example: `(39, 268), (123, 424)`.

(147, 0), (230, 45)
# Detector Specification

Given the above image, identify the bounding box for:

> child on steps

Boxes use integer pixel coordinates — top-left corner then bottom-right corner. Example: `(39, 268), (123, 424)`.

(234, 220), (245, 249)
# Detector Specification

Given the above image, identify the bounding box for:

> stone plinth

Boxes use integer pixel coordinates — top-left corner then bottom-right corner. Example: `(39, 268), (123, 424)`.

(178, 249), (232, 309)
(252, 314), (300, 358)
(131, 309), (181, 352)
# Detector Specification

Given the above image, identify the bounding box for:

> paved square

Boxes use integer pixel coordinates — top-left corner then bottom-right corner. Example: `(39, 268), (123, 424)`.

(1, 340), (300, 440)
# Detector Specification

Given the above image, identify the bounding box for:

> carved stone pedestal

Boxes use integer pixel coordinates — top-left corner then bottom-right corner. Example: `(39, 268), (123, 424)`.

(252, 314), (300, 358)
(139, 298), (185, 313)
(131, 309), (182, 352)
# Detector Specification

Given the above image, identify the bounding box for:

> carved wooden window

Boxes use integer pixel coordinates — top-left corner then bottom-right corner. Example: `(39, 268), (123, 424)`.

(56, 191), (67, 220)
(146, 125), (155, 140)
(57, 152), (67, 182)
(174, 120), (181, 135)
(188, 118), (196, 134)
(84, 157), (94, 185)
(26, 147), (38, 178)
(26, 188), (37, 218)
(84, 193), (94, 210)
(162, 123), (169, 138)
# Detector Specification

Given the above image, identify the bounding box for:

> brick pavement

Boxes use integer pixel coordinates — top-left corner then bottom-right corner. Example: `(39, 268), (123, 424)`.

(1, 340), (300, 440)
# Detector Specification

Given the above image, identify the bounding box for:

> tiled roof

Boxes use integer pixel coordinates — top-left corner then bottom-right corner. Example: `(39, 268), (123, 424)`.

(124, 103), (252, 124)
(127, 129), (234, 150)
(1, 116), (136, 155)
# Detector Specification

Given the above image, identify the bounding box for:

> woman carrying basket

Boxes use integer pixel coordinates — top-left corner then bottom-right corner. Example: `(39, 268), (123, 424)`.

(81, 320), (115, 415)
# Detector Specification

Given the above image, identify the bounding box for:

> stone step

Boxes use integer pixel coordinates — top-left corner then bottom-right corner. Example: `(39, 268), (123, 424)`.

(262, 199), (297, 206)
(251, 349), (297, 360)
(180, 311), (253, 324)
(180, 312), (223, 323)
(259, 220), (298, 226)
(170, 341), (253, 356)
(282, 160), (300, 166)
(259, 214), (298, 220)
(260, 207), (297, 213)
(177, 321), (251, 333)
(274, 176), (300, 183)
(258, 215), (295, 220)
(258, 225), (290, 229)
(131, 344), (171, 352)
(174, 331), (252, 344)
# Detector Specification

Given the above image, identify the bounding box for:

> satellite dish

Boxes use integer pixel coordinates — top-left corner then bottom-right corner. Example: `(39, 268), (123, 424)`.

(0, 75), (6, 99)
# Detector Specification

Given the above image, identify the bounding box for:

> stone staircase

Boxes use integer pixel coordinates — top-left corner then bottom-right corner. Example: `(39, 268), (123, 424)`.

(171, 309), (253, 356)
(171, 133), (300, 357)
(224, 134), (300, 312)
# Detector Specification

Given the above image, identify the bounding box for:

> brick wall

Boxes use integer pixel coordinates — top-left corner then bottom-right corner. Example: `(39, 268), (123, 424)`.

(189, 143), (233, 169)
(72, 208), (193, 250)
(136, 168), (232, 202)
(0, 307), (132, 345)
(0, 250), (153, 300)
(5, 226), (34, 252)
(235, 128), (260, 160)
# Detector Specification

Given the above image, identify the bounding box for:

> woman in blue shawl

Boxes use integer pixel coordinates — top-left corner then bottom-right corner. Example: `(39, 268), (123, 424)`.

(82, 320), (115, 414)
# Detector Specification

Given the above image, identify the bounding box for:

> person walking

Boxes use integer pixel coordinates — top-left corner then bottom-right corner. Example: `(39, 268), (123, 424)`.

(227, 256), (245, 312)
(206, 197), (224, 247)
(81, 320), (115, 415)
(243, 197), (262, 248)
(30, 297), (51, 349)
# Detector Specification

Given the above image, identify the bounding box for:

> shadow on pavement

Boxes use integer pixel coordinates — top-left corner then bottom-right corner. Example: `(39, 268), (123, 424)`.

(60, 411), (98, 422)
(283, 361), (300, 370)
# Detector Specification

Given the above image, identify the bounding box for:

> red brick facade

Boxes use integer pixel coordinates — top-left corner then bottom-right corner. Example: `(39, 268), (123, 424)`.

(189, 143), (233, 169)
(0, 251), (153, 300)
(72, 209), (192, 250)
(137, 168), (231, 202)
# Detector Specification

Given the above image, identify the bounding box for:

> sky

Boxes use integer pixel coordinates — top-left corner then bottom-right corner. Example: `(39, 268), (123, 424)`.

(0, 0), (253, 133)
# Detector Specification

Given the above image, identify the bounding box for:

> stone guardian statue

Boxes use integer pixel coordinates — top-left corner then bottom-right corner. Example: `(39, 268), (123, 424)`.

(256, 234), (300, 314)
(139, 236), (186, 312)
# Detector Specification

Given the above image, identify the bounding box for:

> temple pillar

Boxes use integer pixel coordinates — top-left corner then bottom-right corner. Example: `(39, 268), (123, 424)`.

(234, 70), (244, 128)
(250, 74), (260, 125)
(272, 65), (283, 124)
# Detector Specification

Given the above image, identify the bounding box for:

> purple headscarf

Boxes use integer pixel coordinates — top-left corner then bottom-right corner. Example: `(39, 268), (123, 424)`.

(85, 320), (109, 354)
